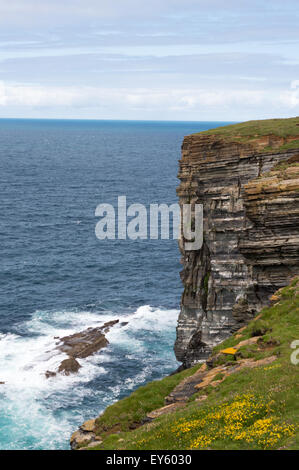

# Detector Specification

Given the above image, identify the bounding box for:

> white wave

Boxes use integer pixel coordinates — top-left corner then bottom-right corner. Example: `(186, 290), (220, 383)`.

(0, 304), (179, 449)
(0, 305), (178, 389)
(105, 305), (179, 350)
(124, 305), (179, 331)
(0, 318), (109, 392)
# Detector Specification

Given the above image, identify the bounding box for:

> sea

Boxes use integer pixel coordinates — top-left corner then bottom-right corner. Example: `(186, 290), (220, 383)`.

(0, 119), (228, 449)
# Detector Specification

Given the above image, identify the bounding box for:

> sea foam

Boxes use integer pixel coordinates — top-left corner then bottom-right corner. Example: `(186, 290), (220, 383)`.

(0, 305), (179, 449)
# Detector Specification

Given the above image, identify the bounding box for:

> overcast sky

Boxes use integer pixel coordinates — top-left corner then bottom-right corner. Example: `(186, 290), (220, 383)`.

(0, 0), (298, 121)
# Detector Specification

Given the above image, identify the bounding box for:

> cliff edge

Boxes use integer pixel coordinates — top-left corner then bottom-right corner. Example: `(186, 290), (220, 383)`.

(175, 117), (299, 367)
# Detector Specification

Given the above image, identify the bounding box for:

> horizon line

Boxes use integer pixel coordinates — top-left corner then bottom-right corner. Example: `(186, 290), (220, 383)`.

(0, 117), (235, 124)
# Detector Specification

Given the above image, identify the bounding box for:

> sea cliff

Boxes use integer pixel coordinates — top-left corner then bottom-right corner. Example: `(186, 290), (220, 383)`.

(71, 117), (299, 450)
(175, 117), (299, 367)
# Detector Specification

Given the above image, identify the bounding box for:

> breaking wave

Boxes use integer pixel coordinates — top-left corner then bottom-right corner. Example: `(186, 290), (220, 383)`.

(0, 305), (179, 449)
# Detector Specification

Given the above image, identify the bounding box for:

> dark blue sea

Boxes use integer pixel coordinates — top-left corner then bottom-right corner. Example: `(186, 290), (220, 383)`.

(0, 119), (227, 449)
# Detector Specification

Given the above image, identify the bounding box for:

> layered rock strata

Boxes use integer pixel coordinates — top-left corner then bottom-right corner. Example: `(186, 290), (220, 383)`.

(175, 132), (299, 367)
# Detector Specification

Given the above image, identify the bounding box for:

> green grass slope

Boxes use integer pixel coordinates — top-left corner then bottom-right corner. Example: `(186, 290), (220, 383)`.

(93, 364), (201, 438)
(195, 116), (299, 152)
(90, 277), (299, 450)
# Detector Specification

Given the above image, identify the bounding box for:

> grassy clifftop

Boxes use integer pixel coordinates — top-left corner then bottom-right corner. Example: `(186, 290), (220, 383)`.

(79, 277), (299, 451)
(194, 116), (299, 152)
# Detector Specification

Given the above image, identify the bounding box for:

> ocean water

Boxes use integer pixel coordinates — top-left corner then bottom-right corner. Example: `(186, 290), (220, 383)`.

(0, 119), (227, 450)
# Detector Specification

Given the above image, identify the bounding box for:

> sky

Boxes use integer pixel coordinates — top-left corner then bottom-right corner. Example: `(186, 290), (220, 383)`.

(0, 0), (299, 121)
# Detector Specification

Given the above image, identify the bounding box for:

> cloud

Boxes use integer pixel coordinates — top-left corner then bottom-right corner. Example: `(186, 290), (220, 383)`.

(0, 0), (210, 26)
(0, 81), (298, 113)
(0, 1), (298, 120)
(280, 90), (299, 108)
(0, 0), (297, 35)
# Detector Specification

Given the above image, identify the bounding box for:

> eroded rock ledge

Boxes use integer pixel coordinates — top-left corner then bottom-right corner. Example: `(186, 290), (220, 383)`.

(46, 320), (119, 377)
(175, 118), (299, 367)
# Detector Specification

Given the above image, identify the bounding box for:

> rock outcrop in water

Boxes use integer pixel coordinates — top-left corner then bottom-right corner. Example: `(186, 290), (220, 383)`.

(57, 320), (119, 359)
(175, 118), (299, 367)
(46, 320), (119, 377)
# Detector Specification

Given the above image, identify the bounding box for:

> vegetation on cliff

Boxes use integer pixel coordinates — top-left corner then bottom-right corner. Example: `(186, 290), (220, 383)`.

(197, 116), (299, 152)
(79, 278), (299, 450)
(93, 364), (201, 436)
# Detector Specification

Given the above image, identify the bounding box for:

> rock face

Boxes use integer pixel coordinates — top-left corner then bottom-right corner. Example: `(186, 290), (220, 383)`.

(175, 128), (299, 368)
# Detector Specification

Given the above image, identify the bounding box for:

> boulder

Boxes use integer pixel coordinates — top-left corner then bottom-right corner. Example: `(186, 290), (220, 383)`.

(70, 430), (94, 450)
(45, 370), (56, 379)
(79, 441), (102, 450)
(80, 419), (96, 432)
(58, 357), (81, 375)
